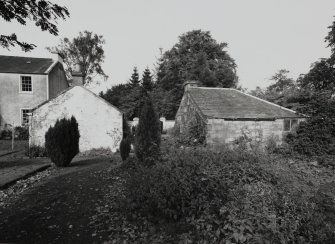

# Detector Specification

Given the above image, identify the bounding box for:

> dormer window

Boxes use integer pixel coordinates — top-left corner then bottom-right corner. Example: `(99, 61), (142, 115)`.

(20, 76), (32, 92)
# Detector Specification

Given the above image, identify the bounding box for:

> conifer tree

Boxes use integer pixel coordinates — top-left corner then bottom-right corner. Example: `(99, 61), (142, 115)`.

(135, 97), (161, 166)
(130, 66), (140, 85)
(141, 68), (153, 91)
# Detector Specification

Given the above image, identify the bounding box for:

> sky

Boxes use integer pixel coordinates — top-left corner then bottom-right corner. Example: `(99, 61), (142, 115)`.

(1, 0), (335, 93)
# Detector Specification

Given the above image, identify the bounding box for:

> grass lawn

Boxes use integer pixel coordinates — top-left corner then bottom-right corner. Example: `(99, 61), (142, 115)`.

(0, 140), (28, 155)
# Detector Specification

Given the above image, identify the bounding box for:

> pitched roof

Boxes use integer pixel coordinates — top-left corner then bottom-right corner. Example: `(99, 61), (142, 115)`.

(188, 87), (304, 119)
(0, 55), (55, 74)
(32, 86), (123, 114)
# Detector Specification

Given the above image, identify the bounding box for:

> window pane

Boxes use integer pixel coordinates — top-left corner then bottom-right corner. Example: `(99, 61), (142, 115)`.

(283, 119), (291, 131)
(22, 109), (31, 126)
(21, 76), (32, 92)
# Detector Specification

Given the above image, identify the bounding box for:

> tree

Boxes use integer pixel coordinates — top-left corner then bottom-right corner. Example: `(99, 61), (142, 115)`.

(0, 0), (69, 51)
(100, 83), (141, 119)
(129, 67), (140, 86)
(325, 15), (335, 62)
(298, 59), (335, 93)
(135, 97), (161, 166)
(47, 31), (108, 84)
(156, 30), (238, 118)
(141, 68), (154, 91)
(250, 69), (299, 109)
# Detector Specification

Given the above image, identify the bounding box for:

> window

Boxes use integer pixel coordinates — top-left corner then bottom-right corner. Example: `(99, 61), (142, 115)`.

(21, 109), (31, 126)
(283, 119), (299, 131)
(21, 76), (32, 92)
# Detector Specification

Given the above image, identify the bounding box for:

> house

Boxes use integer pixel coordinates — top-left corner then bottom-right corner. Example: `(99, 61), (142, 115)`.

(175, 81), (306, 147)
(29, 86), (123, 152)
(0, 53), (69, 129)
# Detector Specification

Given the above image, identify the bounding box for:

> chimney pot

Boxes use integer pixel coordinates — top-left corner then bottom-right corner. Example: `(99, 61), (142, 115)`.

(183, 80), (199, 91)
(51, 51), (63, 64)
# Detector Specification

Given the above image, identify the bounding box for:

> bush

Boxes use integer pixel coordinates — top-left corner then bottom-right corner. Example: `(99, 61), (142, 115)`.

(45, 116), (80, 167)
(25, 145), (48, 158)
(120, 138), (131, 161)
(135, 97), (161, 166)
(126, 147), (269, 221)
(265, 134), (279, 153)
(124, 147), (335, 243)
(0, 129), (12, 140)
(15, 126), (29, 140)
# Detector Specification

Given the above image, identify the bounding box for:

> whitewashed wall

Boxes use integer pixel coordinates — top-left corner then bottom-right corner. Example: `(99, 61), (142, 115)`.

(29, 86), (123, 152)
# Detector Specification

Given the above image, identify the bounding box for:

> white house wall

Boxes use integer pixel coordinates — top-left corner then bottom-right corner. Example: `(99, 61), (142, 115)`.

(30, 87), (123, 152)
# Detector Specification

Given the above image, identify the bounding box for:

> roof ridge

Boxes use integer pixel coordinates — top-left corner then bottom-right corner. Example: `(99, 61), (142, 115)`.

(233, 89), (304, 116)
(190, 87), (235, 90)
(0, 55), (52, 60)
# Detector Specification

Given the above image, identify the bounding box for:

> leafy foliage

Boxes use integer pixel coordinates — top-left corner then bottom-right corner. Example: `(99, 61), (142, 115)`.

(135, 97), (161, 166)
(176, 113), (207, 146)
(45, 116), (80, 167)
(129, 66), (140, 85)
(249, 69), (300, 109)
(120, 138), (131, 161)
(124, 147), (335, 243)
(47, 31), (108, 84)
(141, 68), (154, 92)
(286, 93), (335, 156)
(120, 116), (132, 161)
(100, 83), (142, 119)
(25, 145), (48, 158)
(14, 126), (29, 140)
(156, 30), (238, 118)
(0, 0), (69, 51)
(325, 15), (335, 62)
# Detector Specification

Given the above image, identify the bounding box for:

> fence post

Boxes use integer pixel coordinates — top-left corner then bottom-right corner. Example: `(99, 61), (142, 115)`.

(11, 122), (14, 151)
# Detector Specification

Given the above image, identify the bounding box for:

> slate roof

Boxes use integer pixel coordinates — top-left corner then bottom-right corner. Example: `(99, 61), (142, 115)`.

(188, 87), (304, 119)
(0, 55), (54, 74)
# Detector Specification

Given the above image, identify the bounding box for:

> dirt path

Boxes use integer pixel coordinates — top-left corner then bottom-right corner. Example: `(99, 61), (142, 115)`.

(0, 156), (119, 244)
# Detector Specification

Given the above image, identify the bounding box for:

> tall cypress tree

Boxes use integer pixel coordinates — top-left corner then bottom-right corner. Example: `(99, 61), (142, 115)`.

(130, 66), (140, 85)
(141, 68), (153, 91)
(135, 97), (161, 166)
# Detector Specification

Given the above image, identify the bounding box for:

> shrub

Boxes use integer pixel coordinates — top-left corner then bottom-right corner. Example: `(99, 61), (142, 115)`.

(265, 134), (279, 153)
(124, 147), (335, 243)
(0, 129), (12, 140)
(15, 126), (29, 140)
(135, 97), (161, 166)
(25, 145), (48, 158)
(45, 116), (80, 167)
(120, 115), (132, 161)
(126, 147), (269, 221)
(175, 113), (207, 146)
(120, 138), (131, 161)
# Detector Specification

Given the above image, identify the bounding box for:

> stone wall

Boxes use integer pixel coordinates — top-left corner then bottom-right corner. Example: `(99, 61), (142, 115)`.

(175, 92), (206, 133)
(30, 86), (123, 152)
(206, 118), (304, 148)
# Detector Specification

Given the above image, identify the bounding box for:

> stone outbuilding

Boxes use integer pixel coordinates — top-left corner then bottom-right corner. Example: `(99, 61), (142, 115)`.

(175, 81), (306, 147)
(29, 86), (123, 152)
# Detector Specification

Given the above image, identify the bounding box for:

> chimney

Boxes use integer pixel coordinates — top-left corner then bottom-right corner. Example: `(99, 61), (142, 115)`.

(50, 51), (63, 64)
(71, 64), (84, 86)
(183, 80), (199, 91)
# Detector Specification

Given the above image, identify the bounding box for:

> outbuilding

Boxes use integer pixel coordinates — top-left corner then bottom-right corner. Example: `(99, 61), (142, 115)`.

(175, 81), (306, 148)
(29, 86), (123, 152)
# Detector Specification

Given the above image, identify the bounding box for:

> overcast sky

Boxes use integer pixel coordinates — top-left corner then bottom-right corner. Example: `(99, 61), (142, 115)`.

(1, 0), (335, 92)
